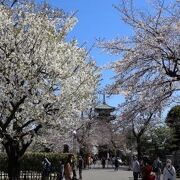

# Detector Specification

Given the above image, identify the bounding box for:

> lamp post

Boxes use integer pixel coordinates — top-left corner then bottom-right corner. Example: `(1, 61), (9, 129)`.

(73, 130), (77, 154)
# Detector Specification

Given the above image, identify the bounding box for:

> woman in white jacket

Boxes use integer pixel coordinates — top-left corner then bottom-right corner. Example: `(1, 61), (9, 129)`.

(163, 159), (176, 180)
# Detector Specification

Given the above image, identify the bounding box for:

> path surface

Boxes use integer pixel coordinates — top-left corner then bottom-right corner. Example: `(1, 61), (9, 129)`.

(82, 168), (133, 180)
(80, 166), (180, 180)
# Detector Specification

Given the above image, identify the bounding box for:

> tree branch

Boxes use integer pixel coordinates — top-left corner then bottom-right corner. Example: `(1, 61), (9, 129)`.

(3, 95), (26, 130)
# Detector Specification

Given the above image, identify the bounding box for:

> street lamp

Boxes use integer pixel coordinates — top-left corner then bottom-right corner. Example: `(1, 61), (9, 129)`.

(73, 130), (77, 154)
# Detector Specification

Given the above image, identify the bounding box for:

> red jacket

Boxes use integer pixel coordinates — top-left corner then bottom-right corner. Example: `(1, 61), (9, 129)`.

(148, 173), (156, 180)
(145, 164), (153, 175)
(143, 165), (156, 180)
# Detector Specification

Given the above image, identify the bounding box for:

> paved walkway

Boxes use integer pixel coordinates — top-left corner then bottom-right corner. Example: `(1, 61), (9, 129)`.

(80, 166), (180, 180)
(80, 166), (135, 180)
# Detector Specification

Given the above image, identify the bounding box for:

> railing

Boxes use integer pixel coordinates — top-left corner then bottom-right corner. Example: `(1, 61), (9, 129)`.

(0, 171), (8, 179)
(0, 171), (58, 179)
(177, 168), (180, 178)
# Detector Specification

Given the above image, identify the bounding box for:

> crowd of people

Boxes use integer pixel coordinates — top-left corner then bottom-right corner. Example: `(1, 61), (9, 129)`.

(42, 154), (84, 180)
(41, 154), (177, 180)
(132, 156), (177, 180)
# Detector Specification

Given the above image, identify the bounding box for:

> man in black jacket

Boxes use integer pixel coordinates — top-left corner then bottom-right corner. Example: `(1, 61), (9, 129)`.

(78, 156), (84, 179)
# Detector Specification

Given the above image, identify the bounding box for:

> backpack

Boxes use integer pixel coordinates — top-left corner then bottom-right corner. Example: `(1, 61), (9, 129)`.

(153, 161), (161, 172)
(153, 165), (158, 172)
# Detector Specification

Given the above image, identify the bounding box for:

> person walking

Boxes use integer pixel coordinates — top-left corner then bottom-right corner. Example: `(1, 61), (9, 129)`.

(163, 159), (176, 180)
(114, 157), (119, 171)
(78, 156), (84, 179)
(42, 157), (52, 180)
(132, 156), (140, 180)
(152, 157), (162, 180)
(92, 156), (97, 167)
(86, 155), (92, 169)
(141, 158), (156, 180)
(64, 154), (73, 180)
(72, 154), (78, 180)
(57, 160), (64, 180)
(101, 157), (106, 169)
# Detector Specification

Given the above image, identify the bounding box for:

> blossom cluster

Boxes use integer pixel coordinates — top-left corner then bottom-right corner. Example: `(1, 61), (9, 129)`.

(0, 1), (99, 151)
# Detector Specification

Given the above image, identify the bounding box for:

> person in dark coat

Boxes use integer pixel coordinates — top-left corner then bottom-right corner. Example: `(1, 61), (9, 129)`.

(72, 154), (77, 180)
(42, 157), (52, 180)
(152, 157), (162, 180)
(57, 160), (64, 180)
(78, 156), (84, 179)
(101, 157), (106, 169)
(114, 157), (119, 171)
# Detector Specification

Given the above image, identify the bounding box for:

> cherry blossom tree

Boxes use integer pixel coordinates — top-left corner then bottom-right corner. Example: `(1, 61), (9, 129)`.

(116, 94), (162, 160)
(99, 0), (180, 111)
(98, 0), (179, 159)
(0, 0), (99, 179)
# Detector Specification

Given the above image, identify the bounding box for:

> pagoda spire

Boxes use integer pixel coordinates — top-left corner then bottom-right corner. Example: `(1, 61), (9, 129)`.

(95, 91), (116, 122)
(103, 92), (106, 104)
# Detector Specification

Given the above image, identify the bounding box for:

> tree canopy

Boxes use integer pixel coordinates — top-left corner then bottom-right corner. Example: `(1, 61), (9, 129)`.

(0, 0), (99, 178)
(166, 105), (180, 151)
(99, 0), (180, 113)
(166, 105), (180, 124)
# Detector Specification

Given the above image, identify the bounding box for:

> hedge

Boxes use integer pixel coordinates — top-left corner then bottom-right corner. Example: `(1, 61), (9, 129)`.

(0, 152), (71, 172)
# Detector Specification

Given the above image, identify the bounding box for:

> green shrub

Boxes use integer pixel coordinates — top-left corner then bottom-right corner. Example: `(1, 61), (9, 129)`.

(0, 152), (70, 172)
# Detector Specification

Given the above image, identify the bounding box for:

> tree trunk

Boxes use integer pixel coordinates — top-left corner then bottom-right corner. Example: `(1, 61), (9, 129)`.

(136, 137), (142, 160)
(7, 154), (20, 180)
(3, 142), (21, 180)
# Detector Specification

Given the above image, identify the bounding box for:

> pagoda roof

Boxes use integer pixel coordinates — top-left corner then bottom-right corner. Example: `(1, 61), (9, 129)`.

(95, 93), (115, 112)
(95, 102), (115, 111)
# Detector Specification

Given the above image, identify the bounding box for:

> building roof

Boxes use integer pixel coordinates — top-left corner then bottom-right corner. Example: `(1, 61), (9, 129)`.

(95, 103), (115, 111)
(95, 93), (115, 112)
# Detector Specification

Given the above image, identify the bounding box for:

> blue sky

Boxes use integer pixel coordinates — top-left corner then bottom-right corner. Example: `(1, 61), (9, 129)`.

(36, 0), (174, 117)
(37, 0), (135, 107)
